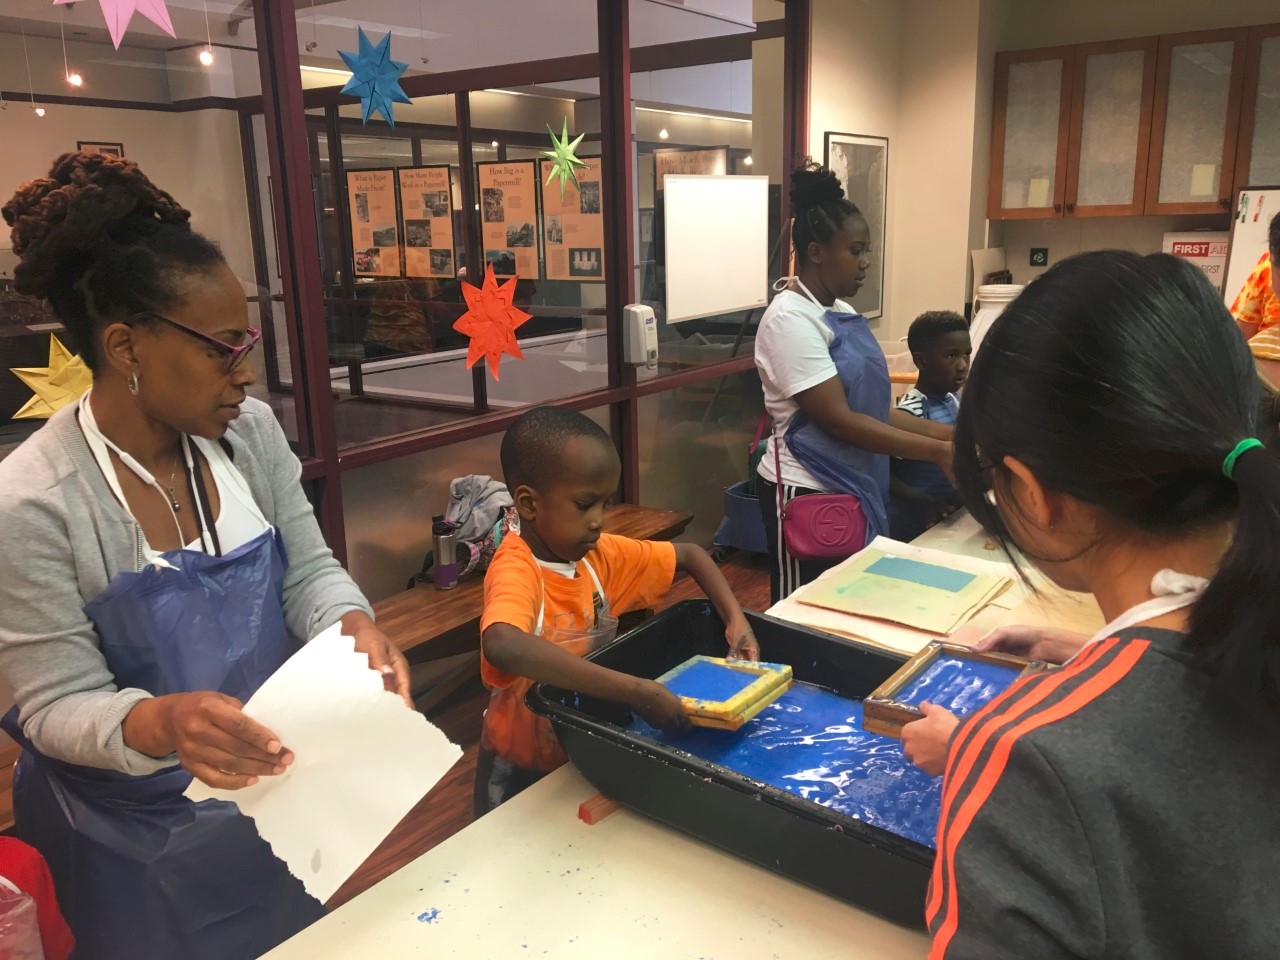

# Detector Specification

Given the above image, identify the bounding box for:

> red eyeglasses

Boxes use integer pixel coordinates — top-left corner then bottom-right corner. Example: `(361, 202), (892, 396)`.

(127, 312), (262, 373)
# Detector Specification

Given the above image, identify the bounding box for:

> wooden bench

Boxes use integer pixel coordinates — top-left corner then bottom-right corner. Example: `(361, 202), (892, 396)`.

(373, 503), (693, 712)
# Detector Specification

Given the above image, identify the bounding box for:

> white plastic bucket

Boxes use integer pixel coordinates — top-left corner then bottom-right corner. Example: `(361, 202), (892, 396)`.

(970, 284), (1024, 360)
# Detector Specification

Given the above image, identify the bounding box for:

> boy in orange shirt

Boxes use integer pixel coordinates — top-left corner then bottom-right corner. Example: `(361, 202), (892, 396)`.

(477, 406), (759, 814)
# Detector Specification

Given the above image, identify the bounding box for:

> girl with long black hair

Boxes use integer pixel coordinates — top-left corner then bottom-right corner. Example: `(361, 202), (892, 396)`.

(902, 250), (1280, 958)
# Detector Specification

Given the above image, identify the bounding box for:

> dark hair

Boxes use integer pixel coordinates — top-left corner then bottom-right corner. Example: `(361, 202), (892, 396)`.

(954, 250), (1280, 713)
(789, 160), (864, 265)
(1270, 210), (1280, 260)
(2, 152), (225, 373)
(500, 405), (614, 492)
(907, 310), (969, 354)
(1257, 373), (1280, 454)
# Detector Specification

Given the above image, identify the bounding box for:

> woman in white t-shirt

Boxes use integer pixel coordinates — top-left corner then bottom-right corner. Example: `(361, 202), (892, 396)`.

(755, 164), (953, 602)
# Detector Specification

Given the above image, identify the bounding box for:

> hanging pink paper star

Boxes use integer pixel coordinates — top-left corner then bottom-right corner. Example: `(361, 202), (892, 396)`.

(56, 0), (176, 51)
(453, 265), (532, 381)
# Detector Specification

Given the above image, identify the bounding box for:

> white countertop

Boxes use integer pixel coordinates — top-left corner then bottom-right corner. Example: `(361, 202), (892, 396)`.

(262, 765), (929, 959)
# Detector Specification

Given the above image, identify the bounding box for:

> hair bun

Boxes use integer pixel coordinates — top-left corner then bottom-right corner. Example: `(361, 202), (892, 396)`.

(3, 151), (190, 300)
(790, 161), (845, 211)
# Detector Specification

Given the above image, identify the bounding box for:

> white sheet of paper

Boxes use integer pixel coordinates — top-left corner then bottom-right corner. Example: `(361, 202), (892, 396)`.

(1027, 178), (1051, 208)
(185, 625), (462, 903)
(970, 246), (1007, 285)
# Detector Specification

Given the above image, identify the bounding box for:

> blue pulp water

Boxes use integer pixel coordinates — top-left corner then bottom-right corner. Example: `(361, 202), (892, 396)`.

(895, 656), (1019, 715)
(631, 681), (944, 849)
(865, 555), (976, 593)
(662, 659), (761, 703)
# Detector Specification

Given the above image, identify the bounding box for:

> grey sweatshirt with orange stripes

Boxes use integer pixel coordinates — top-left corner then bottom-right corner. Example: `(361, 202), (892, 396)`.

(927, 628), (1280, 960)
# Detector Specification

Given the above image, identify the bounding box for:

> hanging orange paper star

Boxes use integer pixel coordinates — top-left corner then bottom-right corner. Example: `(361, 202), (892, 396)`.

(9, 334), (93, 419)
(453, 264), (531, 380)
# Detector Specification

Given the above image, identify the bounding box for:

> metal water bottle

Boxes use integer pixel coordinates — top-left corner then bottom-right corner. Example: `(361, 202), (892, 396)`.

(431, 515), (458, 590)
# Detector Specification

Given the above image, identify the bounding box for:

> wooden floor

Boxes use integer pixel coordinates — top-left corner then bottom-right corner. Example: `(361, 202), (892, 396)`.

(327, 549), (772, 910)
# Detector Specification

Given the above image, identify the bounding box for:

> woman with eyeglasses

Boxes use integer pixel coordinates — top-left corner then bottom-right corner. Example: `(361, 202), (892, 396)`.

(0, 153), (410, 959)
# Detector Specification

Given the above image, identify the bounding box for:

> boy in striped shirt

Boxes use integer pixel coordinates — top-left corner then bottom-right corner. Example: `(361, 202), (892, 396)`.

(890, 311), (970, 541)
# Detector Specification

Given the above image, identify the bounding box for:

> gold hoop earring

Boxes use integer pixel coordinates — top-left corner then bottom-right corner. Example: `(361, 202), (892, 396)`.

(127, 372), (140, 396)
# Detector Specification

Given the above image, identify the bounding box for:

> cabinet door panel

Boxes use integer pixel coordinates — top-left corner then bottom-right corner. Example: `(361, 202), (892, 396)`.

(1236, 28), (1280, 190)
(1146, 30), (1248, 215)
(1066, 39), (1157, 217)
(989, 49), (1073, 220)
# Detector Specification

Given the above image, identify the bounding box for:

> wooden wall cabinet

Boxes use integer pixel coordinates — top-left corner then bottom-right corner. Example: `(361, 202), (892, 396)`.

(1066, 38), (1158, 217)
(1235, 24), (1280, 192)
(990, 39), (1157, 219)
(1144, 28), (1248, 215)
(990, 23), (1278, 220)
(989, 47), (1075, 219)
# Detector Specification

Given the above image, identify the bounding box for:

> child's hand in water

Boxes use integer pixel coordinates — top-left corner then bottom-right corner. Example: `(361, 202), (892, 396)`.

(901, 702), (961, 777)
(726, 617), (760, 662)
(631, 679), (691, 733)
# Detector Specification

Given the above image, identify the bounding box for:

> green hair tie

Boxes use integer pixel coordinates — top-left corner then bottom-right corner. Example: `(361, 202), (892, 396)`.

(1222, 438), (1264, 480)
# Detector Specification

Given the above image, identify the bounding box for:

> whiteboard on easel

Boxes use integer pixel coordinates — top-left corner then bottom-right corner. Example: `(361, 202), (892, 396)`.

(1223, 186), (1280, 309)
(663, 175), (768, 323)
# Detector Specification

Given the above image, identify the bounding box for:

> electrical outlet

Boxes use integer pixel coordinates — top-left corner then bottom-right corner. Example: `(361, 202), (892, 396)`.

(1030, 248), (1049, 267)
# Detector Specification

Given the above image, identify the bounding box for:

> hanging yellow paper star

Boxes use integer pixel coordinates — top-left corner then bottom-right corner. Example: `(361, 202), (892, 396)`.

(453, 264), (532, 381)
(543, 117), (588, 200)
(9, 334), (93, 419)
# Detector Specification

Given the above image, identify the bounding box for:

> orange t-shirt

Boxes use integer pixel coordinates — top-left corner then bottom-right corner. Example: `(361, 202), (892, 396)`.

(1232, 253), (1280, 359)
(479, 532), (676, 770)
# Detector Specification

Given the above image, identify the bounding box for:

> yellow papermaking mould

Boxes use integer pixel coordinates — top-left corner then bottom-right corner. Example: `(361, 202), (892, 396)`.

(656, 656), (794, 731)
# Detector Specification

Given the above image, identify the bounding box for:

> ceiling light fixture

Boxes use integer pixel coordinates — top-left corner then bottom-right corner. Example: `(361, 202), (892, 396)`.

(636, 106), (751, 125)
(482, 88), (574, 103)
(744, 155), (753, 166)
(301, 65), (355, 78)
(308, 0), (319, 53)
(20, 22), (42, 116)
(658, 128), (669, 140)
(200, 0), (214, 66)
(59, 9), (82, 90)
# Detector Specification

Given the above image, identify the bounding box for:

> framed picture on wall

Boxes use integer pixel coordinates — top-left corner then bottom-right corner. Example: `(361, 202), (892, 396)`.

(77, 141), (124, 158)
(824, 132), (887, 320)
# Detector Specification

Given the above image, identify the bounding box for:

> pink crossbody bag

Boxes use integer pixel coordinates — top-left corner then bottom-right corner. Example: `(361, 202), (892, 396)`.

(771, 428), (867, 561)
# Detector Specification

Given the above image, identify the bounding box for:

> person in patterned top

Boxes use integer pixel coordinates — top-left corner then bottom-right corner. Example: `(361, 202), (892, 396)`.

(1230, 211), (1280, 383)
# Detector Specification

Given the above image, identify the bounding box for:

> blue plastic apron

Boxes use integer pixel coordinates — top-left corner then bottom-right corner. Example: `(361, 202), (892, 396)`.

(1, 402), (323, 959)
(781, 280), (892, 542)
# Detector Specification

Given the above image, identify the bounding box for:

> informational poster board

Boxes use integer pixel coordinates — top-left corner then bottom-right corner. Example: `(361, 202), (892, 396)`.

(347, 168), (401, 277)
(398, 166), (456, 279)
(654, 148), (727, 192)
(476, 160), (539, 279)
(539, 156), (605, 282)
(1223, 186), (1279, 309)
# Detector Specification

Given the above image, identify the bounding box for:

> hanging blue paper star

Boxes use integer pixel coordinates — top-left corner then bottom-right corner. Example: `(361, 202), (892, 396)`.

(339, 27), (412, 127)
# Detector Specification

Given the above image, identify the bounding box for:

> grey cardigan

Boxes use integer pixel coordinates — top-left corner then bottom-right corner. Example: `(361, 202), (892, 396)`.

(0, 397), (373, 775)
